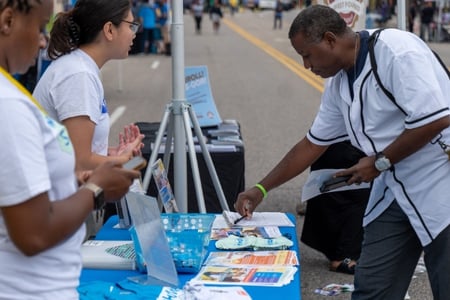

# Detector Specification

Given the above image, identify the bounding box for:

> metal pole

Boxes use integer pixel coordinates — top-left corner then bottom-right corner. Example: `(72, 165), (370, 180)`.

(397, 0), (407, 31)
(437, 0), (443, 42)
(171, 0), (188, 212)
(142, 0), (228, 214)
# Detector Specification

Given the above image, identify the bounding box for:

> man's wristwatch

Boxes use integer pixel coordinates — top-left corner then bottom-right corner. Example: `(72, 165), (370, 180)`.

(81, 183), (105, 210)
(374, 152), (392, 172)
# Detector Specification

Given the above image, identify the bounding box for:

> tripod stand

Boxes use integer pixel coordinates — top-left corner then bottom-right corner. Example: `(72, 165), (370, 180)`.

(141, 100), (230, 213)
(141, 0), (230, 213)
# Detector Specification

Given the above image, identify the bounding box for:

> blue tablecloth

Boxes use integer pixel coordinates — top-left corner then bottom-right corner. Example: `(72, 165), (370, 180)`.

(80, 214), (301, 299)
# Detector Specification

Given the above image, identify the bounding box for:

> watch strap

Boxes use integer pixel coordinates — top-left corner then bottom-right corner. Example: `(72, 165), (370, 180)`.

(81, 182), (105, 210)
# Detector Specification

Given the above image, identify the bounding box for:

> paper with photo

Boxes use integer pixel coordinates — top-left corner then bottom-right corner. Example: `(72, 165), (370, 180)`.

(191, 265), (297, 287)
(204, 250), (299, 266)
(150, 158), (178, 213)
(158, 284), (252, 300)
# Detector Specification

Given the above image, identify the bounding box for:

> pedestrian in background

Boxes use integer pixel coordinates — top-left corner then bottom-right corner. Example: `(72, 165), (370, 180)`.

(229, 0), (239, 16)
(408, 1), (417, 33)
(192, 0), (204, 34)
(130, 0), (144, 54)
(274, 0), (283, 29)
(138, 0), (157, 54)
(235, 5), (450, 300)
(0, 0), (139, 298)
(155, 0), (171, 55)
(420, 1), (435, 42)
(210, 0), (223, 34)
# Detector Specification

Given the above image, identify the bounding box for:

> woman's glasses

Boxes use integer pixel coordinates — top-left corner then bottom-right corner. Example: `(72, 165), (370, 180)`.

(122, 20), (140, 34)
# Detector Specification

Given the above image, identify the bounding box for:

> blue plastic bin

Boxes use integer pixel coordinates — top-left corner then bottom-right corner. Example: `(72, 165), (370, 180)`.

(160, 213), (216, 273)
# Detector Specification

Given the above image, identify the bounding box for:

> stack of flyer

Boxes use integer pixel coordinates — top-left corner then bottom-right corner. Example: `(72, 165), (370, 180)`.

(208, 119), (243, 147)
(190, 250), (298, 287)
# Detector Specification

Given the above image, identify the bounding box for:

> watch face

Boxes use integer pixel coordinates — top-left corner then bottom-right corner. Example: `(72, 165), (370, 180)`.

(375, 156), (391, 171)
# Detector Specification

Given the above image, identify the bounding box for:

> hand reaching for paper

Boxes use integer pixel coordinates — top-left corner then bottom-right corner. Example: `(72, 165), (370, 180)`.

(234, 186), (264, 219)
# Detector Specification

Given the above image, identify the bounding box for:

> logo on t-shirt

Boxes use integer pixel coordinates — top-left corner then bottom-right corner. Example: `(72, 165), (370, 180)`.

(101, 98), (108, 114)
(45, 115), (73, 153)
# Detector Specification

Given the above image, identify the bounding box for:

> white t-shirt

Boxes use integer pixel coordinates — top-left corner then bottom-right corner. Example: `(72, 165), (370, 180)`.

(192, 3), (203, 17)
(33, 49), (110, 155)
(0, 73), (85, 299)
(307, 29), (450, 246)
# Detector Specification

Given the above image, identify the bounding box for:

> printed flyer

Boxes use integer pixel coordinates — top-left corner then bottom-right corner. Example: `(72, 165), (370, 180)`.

(204, 250), (299, 266)
(191, 265), (297, 287)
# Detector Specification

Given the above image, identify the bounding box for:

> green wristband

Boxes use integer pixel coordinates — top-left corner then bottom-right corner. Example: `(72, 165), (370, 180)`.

(255, 183), (268, 198)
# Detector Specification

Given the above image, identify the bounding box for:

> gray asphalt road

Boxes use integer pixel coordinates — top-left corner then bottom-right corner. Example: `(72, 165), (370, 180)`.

(101, 8), (448, 299)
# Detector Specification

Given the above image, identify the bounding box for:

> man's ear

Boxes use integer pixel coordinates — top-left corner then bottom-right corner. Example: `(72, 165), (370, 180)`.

(0, 8), (14, 35)
(322, 31), (337, 49)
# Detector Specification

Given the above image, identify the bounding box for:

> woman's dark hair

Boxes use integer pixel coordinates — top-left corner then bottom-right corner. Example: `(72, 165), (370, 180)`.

(47, 0), (131, 59)
(0, 0), (41, 14)
(288, 5), (347, 43)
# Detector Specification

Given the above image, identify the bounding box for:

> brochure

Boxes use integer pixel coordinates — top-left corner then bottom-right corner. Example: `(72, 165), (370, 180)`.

(150, 158), (179, 213)
(191, 265), (297, 287)
(204, 250), (299, 266)
(157, 285), (252, 300)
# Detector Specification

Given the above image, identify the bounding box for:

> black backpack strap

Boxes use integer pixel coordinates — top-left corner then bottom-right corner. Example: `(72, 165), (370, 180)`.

(368, 29), (407, 115)
(369, 28), (449, 96)
(368, 29), (395, 102)
(432, 50), (450, 79)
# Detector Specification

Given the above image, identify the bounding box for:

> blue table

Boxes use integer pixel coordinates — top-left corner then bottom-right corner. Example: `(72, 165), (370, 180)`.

(80, 214), (301, 299)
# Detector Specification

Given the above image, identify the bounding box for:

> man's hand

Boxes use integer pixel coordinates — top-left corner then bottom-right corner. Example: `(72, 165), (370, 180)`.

(234, 186), (264, 218)
(335, 155), (379, 185)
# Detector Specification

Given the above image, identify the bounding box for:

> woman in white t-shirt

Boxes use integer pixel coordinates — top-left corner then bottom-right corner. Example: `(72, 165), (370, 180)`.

(34, 0), (144, 171)
(0, 1), (140, 299)
(33, 0), (146, 225)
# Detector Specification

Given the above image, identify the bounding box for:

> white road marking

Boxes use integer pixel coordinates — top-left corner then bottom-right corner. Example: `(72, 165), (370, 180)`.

(109, 105), (127, 127)
(151, 60), (160, 69)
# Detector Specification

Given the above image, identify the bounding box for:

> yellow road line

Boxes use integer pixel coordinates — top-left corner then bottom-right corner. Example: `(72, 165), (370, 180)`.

(223, 18), (450, 92)
(223, 18), (325, 93)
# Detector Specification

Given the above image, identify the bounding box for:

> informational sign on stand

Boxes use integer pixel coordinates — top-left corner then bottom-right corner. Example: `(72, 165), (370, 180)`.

(317, 0), (368, 31)
(185, 65), (222, 127)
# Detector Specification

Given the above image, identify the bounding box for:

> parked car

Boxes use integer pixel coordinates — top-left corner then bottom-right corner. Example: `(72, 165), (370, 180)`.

(251, 0), (297, 10)
(258, 0), (276, 9)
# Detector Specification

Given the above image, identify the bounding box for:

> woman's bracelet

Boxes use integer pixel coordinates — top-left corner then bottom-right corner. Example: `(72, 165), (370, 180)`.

(254, 183), (268, 198)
